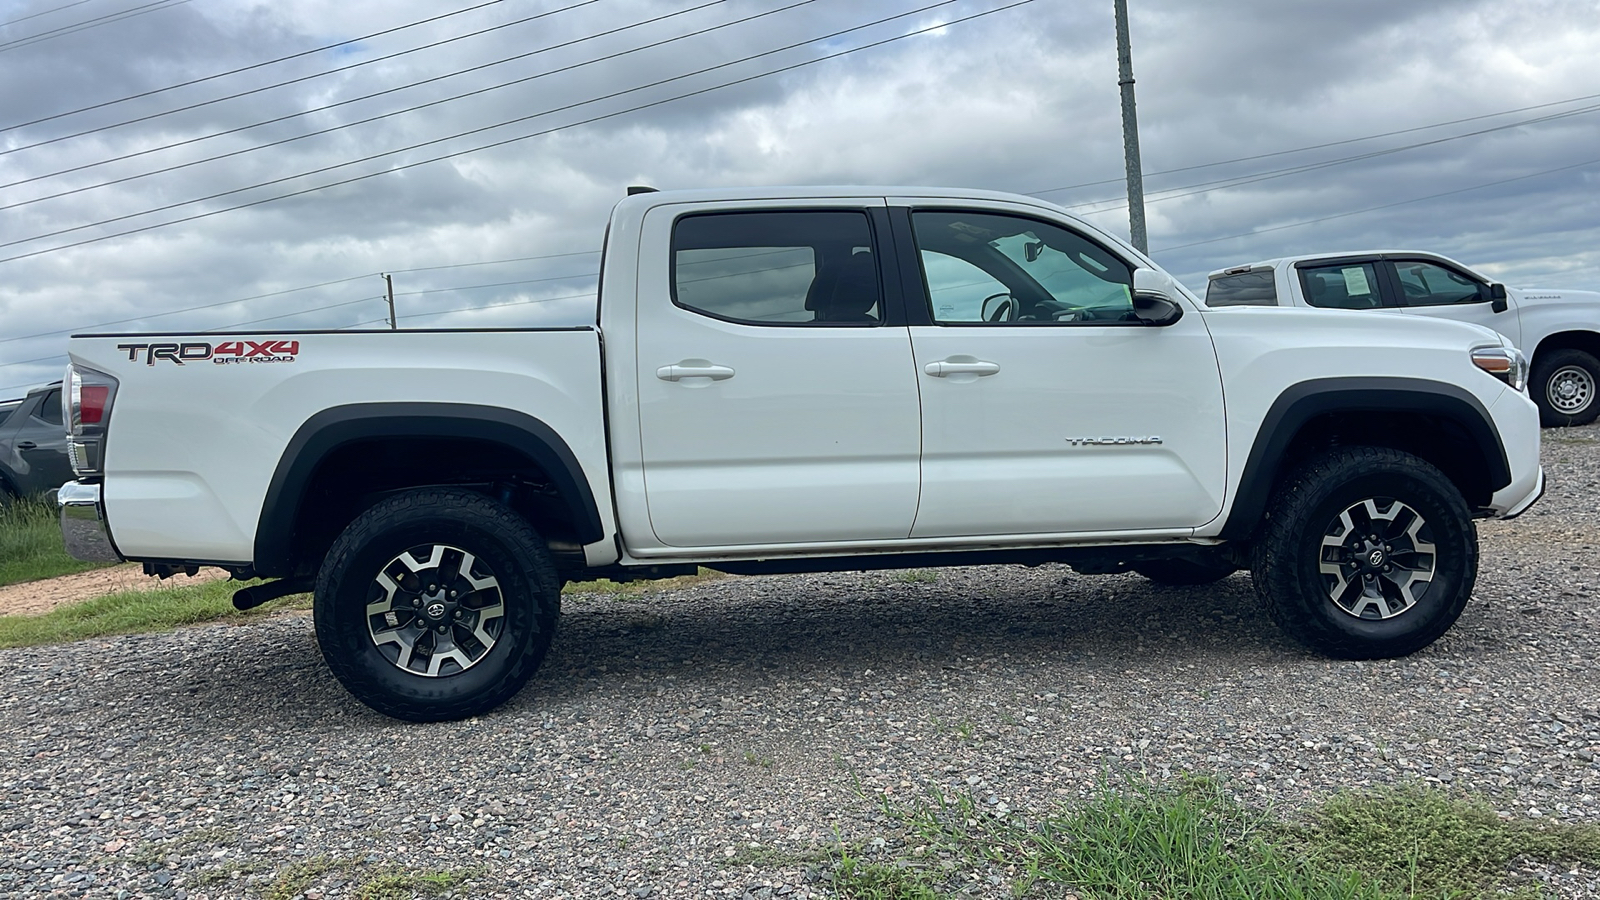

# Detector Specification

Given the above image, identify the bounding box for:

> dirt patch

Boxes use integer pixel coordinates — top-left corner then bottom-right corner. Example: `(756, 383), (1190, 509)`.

(0, 565), (230, 618)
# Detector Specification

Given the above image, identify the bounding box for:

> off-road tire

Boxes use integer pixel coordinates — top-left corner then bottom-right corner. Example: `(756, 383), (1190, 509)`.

(314, 488), (561, 722)
(1251, 447), (1476, 660)
(1132, 558), (1239, 586)
(1530, 348), (1600, 427)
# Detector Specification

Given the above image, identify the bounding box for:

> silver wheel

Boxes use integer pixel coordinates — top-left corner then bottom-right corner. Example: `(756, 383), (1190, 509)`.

(1317, 497), (1436, 621)
(1545, 364), (1595, 415)
(364, 544), (506, 677)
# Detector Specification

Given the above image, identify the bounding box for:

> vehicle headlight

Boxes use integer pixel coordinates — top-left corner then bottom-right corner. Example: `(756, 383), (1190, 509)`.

(1470, 345), (1529, 392)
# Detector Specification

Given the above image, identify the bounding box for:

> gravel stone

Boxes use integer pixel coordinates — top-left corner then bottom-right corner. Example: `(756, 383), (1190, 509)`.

(2, 423), (1599, 898)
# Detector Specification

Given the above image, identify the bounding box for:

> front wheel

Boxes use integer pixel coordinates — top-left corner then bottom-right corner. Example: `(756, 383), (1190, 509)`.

(314, 488), (561, 722)
(1531, 348), (1600, 427)
(1251, 447), (1477, 660)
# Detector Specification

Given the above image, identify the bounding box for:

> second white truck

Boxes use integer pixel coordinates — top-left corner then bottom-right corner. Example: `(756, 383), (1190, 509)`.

(1207, 251), (1600, 427)
(58, 186), (1544, 721)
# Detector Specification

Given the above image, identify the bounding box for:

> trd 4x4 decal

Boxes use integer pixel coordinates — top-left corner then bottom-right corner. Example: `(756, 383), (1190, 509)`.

(117, 340), (301, 365)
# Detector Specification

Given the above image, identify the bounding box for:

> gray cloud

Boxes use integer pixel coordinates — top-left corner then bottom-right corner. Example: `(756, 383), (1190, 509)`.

(2, 0), (1598, 395)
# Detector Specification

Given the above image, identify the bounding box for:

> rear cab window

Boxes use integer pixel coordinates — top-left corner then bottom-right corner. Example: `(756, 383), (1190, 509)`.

(1206, 268), (1277, 307)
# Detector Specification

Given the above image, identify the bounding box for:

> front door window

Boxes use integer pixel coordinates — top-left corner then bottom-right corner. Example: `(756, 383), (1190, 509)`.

(1393, 260), (1486, 306)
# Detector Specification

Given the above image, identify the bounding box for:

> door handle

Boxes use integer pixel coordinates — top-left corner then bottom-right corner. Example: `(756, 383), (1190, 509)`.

(656, 362), (735, 382)
(923, 359), (1000, 377)
(15, 441), (36, 450)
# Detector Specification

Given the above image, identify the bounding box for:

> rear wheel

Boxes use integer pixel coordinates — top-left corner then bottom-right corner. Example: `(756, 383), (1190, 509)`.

(314, 488), (560, 722)
(1531, 348), (1600, 427)
(1251, 447), (1476, 659)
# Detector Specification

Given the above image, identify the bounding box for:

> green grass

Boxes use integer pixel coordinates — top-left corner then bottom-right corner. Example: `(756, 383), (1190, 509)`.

(0, 577), (309, 649)
(562, 566), (726, 598)
(1288, 784), (1600, 898)
(258, 855), (471, 899)
(823, 777), (1600, 900)
(0, 495), (110, 586)
(0, 563), (726, 649)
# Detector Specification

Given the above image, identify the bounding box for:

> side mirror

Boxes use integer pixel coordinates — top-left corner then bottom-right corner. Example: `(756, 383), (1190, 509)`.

(1132, 291), (1184, 326)
(1489, 283), (1508, 313)
(1130, 267), (1186, 326)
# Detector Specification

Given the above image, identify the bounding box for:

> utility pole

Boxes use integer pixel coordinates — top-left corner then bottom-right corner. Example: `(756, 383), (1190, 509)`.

(1113, 0), (1148, 254)
(382, 273), (397, 330)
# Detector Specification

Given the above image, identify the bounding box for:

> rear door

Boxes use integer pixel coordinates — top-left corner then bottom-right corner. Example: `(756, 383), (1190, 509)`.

(1292, 258), (1401, 314)
(633, 200), (923, 549)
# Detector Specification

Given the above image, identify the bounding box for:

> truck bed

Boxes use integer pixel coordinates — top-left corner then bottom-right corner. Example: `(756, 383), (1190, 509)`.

(68, 328), (610, 565)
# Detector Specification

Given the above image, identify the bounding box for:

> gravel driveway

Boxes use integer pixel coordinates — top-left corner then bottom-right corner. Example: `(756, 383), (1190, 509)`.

(3, 424), (1598, 899)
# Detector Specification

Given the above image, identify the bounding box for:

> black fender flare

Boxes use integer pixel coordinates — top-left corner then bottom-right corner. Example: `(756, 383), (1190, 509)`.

(253, 402), (603, 576)
(1216, 377), (1511, 540)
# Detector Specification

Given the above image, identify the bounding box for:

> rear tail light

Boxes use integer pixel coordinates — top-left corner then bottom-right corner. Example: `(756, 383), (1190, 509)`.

(66, 364), (119, 480)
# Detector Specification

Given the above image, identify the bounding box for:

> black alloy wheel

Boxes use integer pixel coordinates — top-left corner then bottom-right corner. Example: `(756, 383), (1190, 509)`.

(314, 488), (561, 722)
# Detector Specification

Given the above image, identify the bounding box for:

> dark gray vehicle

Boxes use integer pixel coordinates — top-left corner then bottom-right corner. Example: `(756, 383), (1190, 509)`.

(0, 382), (73, 504)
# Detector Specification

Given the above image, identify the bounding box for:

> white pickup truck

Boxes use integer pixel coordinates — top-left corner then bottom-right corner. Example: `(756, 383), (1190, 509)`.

(57, 186), (1544, 721)
(1206, 251), (1600, 427)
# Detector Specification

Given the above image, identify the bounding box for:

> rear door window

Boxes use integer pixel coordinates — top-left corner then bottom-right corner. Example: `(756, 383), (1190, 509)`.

(1298, 262), (1386, 310)
(671, 211), (882, 325)
(33, 389), (62, 427)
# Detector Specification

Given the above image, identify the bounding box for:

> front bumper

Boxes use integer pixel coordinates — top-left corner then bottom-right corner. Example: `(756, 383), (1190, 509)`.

(58, 481), (124, 563)
(1499, 466), (1545, 520)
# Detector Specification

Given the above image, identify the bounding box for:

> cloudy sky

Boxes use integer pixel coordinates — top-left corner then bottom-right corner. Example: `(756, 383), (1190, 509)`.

(2, 0), (1599, 396)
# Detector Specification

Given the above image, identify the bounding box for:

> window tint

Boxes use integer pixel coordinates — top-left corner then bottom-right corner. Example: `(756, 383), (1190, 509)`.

(911, 211), (1134, 324)
(1206, 270), (1277, 306)
(34, 390), (62, 426)
(1299, 263), (1384, 310)
(0, 402), (17, 427)
(671, 211), (880, 325)
(1394, 260), (1484, 306)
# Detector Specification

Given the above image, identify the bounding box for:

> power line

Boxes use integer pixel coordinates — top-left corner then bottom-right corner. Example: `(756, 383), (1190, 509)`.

(0, 0), (731, 203)
(213, 295), (385, 331)
(211, 272), (599, 330)
(0, 249), (596, 348)
(396, 288), (599, 322)
(1154, 154), (1600, 253)
(0, 0), (509, 132)
(1060, 101), (1600, 217)
(1027, 88), (1600, 198)
(0, 273), (378, 346)
(0, 0), (604, 159)
(1, 381), (55, 395)
(0, 0), (1031, 265)
(0, 0), (805, 229)
(0, 0), (188, 54)
(1, 0), (112, 28)
(393, 272), (596, 298)
(0, 353), (67, 371)
(387, 250), (597, 274)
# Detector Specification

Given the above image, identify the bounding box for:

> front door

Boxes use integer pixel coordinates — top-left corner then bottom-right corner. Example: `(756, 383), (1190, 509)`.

(634, 202), (923, 549)
(898, 206), (1227, 538)
(1390, 257), (1522, 347)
